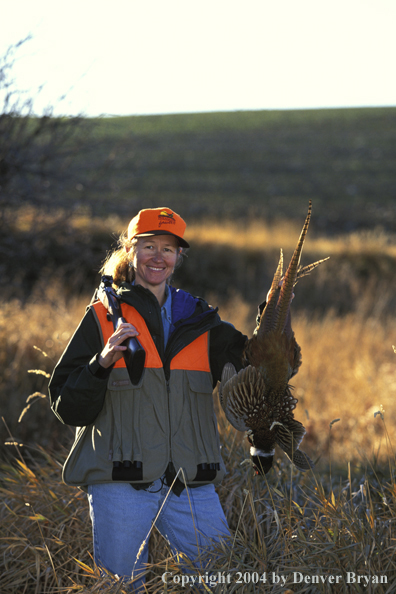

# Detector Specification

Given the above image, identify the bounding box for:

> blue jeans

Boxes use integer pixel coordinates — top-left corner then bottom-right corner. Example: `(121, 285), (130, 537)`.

(87, 480), (230, 592)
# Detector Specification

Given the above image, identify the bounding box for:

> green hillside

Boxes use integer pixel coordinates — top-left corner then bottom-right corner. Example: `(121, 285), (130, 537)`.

(77, 107), (396, 234)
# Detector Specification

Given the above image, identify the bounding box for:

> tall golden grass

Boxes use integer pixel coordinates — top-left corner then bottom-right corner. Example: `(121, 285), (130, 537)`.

(9, 206), (396, 258)
(1, 414), (396, 593)
(1, 216), (396, 592)
(187, 220), (396, 260)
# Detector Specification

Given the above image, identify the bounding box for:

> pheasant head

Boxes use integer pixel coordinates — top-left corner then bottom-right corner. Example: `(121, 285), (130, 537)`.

(218, 201), (329, 476)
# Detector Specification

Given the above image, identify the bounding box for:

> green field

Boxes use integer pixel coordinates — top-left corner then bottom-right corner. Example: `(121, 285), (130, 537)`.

(92, 109), (396, 231)
(29, 107), (396, 230)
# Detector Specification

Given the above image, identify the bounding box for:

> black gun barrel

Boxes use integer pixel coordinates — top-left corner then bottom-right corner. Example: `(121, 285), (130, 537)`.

(100, 276), (146, 385)
(116, 317), (146, 385)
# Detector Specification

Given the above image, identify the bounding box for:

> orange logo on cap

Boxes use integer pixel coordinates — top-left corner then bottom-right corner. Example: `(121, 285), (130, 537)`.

(158, 211), (176, 227)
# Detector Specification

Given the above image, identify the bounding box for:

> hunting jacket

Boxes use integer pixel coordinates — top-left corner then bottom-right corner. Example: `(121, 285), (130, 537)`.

(49, 283), (247, 490)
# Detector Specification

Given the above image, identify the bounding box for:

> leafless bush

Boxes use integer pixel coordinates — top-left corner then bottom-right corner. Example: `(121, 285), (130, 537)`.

(0, 38), (92, 214)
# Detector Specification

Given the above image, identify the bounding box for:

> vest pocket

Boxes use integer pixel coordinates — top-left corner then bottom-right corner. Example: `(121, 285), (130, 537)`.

(112, 460), (143, 481)
(171, 370), (222, 483)
(193, 462), (221, 482)
(106, 369), (143, 465)
(186, 369), (214, 395)
(107, 370), (145, 391)
(106, 367), (168, 482)
(187, 371), (220, 466)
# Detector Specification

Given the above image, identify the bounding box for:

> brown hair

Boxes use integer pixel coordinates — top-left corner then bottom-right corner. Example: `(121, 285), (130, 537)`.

(100, 231), (185, 287)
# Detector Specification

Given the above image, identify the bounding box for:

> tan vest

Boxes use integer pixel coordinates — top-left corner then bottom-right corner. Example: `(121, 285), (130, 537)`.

(62, 301), (226, 488)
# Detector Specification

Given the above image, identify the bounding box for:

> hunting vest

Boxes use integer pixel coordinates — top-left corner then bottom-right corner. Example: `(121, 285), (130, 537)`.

(62, 301), (226, 488)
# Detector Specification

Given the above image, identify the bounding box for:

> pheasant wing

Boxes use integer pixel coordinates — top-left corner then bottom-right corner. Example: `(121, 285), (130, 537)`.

(219, 364), (266, 432)
(217, 362), (236, 411)
(291, 449), (315, 470)
(290, 339), (302, 378)
(275, 417), (306, 451)
(275, 417), (315, 470)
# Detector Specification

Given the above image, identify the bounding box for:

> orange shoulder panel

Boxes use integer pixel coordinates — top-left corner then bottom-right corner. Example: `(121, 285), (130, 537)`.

(91, 301), (162, 369)
(170, 332), (210, 372)
(92, 302), (210, 372)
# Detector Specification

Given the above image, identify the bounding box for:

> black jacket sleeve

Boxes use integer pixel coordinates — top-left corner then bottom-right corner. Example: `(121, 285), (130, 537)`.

(209, 321), (248, 386)
(48, 308), (112, 427)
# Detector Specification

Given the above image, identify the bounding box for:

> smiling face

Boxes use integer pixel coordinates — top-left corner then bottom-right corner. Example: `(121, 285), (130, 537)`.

(132, 235), (180, 294)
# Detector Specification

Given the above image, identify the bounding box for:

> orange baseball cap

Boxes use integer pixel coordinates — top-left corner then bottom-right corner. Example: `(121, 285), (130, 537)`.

(127, 207), (189, 248)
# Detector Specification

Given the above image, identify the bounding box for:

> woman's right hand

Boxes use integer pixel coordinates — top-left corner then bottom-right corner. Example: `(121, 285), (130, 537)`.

(98, 322), (139, 368)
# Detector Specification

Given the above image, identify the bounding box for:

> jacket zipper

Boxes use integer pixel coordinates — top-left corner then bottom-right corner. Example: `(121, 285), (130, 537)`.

(166, 379), (172, 464)
(163, 312), (217, 471)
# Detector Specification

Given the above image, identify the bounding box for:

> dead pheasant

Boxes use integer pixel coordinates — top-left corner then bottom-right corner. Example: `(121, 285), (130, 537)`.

(218, 201), (329, 475)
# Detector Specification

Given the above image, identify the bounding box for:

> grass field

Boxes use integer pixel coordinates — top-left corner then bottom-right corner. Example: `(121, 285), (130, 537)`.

(81, 107), (396, 235)
(1, 107), (396, 592)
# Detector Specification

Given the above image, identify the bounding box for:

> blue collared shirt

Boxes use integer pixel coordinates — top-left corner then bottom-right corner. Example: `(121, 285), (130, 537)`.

(133, 281), (173, 348)
(161, 284), (173, 348)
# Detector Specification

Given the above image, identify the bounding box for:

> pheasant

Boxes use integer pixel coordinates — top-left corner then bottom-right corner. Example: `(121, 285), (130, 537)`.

(218, 201), (328, 475)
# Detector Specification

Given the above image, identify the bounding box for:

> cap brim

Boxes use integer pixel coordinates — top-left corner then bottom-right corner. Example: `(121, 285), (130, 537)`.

(135, 230), (190, 248)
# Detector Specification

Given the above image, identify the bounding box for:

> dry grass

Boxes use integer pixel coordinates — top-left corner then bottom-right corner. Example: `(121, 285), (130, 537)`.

(2, 299), (396, 592)
(1, 421), (396, 593)
(187, 220), (396, 260)
(8, 205), (396, 260)
(0, 287), (88, 450)
(293, 313), (396, 466)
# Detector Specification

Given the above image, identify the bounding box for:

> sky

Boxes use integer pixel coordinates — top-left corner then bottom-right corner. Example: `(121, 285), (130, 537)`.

(1, 0), (395, 117)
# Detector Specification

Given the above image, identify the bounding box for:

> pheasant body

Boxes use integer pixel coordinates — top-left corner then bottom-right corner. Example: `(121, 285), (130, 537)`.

(218, 202), (329, 475)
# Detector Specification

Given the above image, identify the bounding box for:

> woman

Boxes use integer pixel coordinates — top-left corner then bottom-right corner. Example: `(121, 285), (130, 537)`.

(49, 207), (247, 591)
